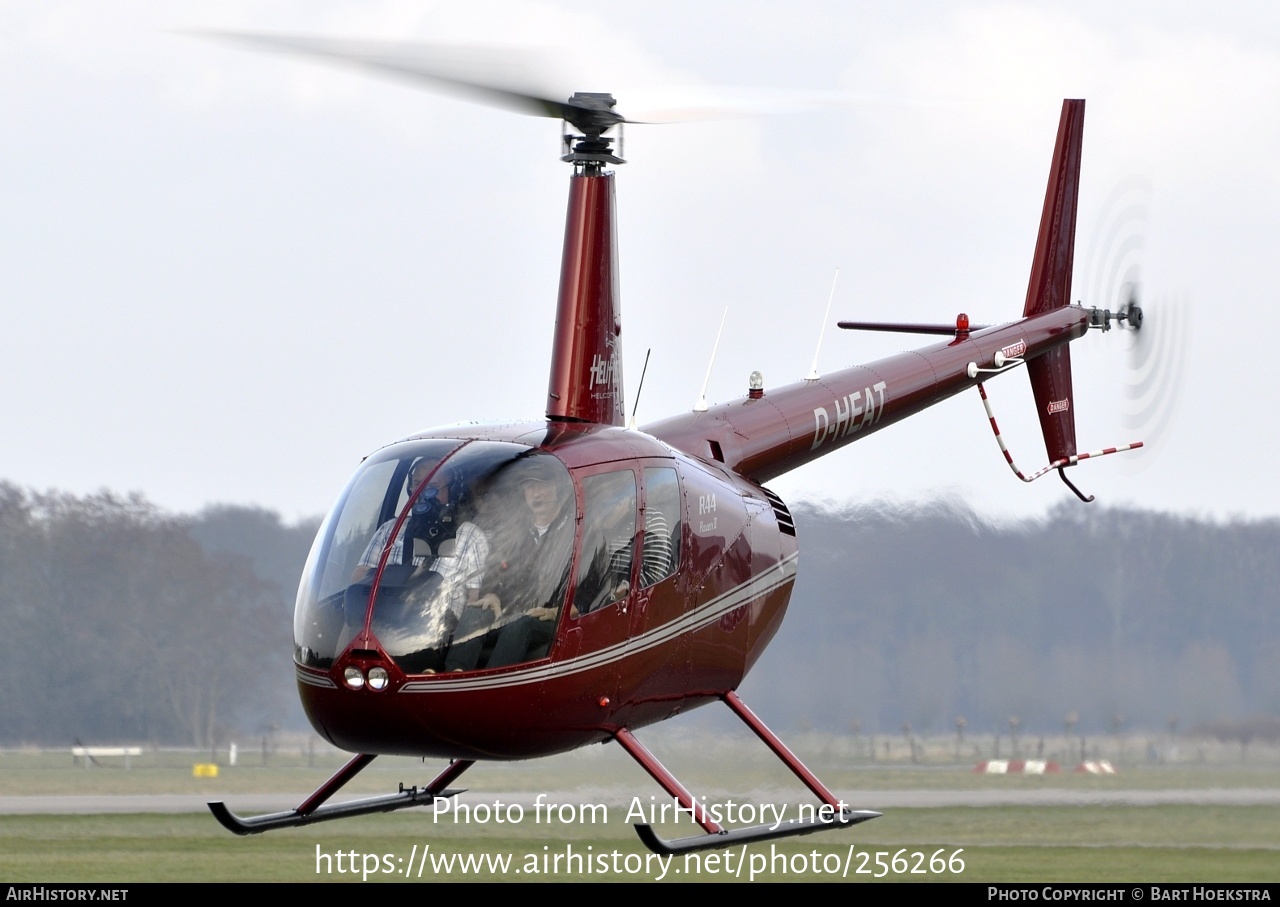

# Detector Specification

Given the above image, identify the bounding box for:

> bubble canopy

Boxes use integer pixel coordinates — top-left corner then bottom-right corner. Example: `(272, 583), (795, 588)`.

(294, 439), (577, 675)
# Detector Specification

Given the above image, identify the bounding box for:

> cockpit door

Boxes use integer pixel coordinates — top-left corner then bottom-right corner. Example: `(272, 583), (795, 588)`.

(557, 466), (639, 703)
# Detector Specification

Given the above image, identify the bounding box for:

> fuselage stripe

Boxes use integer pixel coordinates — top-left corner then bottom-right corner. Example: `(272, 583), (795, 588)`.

(296, 669), (338, 689)
(395, 553), (798, 693)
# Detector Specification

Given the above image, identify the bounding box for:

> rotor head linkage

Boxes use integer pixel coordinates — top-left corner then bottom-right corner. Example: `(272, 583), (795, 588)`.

(561, 92), (625, 166)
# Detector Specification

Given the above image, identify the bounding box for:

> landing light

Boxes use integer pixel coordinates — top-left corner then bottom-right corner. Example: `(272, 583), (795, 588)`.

(343, 666), (365, 690)
(367, 667), (390, 691)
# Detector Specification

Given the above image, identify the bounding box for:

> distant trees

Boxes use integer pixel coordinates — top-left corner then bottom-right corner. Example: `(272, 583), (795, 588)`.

(742, 501), (1280, 734)
(1193, 716), (1280, 757)
(1, 479), (1275, 743)
(0, 483), (316, 747)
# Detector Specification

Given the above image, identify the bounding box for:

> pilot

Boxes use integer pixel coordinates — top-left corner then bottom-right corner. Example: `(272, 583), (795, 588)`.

(447, 454), (575, 670)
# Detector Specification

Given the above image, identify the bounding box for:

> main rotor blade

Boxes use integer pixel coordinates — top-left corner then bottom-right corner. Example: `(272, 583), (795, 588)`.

(185, 30), (898, 129)
(188, 31), (579, 121)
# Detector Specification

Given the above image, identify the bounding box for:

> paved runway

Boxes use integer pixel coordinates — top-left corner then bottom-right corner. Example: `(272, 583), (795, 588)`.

(4, 788), (1280, 815)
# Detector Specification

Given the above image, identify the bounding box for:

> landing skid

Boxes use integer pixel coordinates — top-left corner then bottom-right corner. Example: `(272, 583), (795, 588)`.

(208, 694), (877, 849)
(208, 754), (473, 835)
(615, 691), (881, 855)
(635, 807), (878, 856)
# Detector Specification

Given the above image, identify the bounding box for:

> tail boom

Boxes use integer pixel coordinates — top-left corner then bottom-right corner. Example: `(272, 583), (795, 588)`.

(646, 100), (1126, 492)
(645, 305), (1088, 483)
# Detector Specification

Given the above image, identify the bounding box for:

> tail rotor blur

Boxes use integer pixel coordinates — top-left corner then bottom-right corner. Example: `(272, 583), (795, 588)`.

(1119, 286), (1188, 473)
(1080, 177), (1187, 471)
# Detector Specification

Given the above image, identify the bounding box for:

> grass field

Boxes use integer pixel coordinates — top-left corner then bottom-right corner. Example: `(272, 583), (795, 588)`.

(2, 737), (1278, 883)
(1, 806), (1277, 882)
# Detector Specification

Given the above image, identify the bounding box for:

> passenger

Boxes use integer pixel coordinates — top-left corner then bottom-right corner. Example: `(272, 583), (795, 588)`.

(396, 493), (490, 673)
(573, 472), (637, 615)
(350, 455), (452, 584)
(430, 518), (489, 610)
(639, 507), (675, 588)
(352, 456), (490, 673)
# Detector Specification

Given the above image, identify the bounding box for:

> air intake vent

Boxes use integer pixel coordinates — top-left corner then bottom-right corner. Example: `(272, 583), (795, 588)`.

(760, 486), (796, 537)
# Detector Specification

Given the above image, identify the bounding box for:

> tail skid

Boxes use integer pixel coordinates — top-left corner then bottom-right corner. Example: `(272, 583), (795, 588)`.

(974, 380), (1143, 502)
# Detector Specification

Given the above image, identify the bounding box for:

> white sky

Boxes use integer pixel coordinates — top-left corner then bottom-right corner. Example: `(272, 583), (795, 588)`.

(3, 1), (1277, 523)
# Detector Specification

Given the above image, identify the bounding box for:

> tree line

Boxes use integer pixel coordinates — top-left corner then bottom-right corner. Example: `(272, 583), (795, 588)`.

(1, 481), (1276, 744)
(0, 483), (316, 747)
(744, 500), (1280, 734)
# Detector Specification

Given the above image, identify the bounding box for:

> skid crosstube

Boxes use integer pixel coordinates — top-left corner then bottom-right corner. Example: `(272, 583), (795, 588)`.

(208, 754), (473, 835)
(617, 691), (881, 855)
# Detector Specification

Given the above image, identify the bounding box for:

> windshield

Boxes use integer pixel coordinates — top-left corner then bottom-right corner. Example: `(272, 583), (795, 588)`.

(295, 440), (577, 674)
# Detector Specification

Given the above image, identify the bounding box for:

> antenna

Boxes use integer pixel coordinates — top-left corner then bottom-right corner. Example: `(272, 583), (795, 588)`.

(693, 308), (728, 412)
(806, 267), (839, 382)
(629, 348), (651, 430)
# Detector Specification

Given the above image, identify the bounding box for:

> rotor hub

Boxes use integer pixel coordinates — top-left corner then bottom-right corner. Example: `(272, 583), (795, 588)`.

(561, 92), (625, 166)
(1087, 301), (1143, 333)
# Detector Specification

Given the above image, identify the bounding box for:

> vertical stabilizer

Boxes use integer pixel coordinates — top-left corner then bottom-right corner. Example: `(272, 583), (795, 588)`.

(546, 171), (625, 425)
(1024, 100), (1085, 462)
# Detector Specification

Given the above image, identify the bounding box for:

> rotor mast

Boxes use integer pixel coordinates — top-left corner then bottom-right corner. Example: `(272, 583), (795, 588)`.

(546, 93), (626, 425)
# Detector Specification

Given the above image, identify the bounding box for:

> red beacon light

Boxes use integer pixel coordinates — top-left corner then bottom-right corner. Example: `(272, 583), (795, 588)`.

(956, 312), (971, 338)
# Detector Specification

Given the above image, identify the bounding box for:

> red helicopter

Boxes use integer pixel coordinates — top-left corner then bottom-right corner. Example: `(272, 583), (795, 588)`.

(206, 39), (1143, 855)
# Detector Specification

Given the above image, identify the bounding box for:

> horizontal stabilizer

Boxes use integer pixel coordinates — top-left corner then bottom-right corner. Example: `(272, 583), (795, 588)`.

(838, 320), (990, 336)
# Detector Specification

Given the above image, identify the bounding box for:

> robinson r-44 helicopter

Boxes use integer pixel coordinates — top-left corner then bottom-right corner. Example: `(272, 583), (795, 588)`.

(206, 37), (1144, 855)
